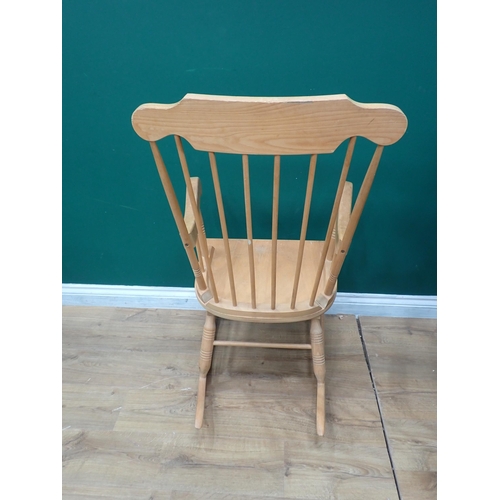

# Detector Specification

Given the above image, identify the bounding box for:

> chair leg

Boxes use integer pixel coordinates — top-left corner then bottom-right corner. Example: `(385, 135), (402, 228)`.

(195, 312), (216, 429)
(310, 316), (326, 436)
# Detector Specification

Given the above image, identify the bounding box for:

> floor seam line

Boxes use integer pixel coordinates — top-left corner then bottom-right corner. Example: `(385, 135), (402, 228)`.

(356, 317), (402, 500)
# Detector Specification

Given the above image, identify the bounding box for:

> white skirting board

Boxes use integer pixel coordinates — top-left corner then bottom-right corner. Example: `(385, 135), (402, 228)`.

(62, 284), (436, 319)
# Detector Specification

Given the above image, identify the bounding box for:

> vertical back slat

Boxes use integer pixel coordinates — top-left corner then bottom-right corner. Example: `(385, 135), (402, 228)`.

(149, 141), (211, 300)
(175, 135), (219, 303)
(242, 155), (257, 309)
(309, 137), (356, 306)
(324, 145), (384, 296)
(271, 156), (280, 310)
(209, 152), (237, 306)
(290, 154), (317, 309)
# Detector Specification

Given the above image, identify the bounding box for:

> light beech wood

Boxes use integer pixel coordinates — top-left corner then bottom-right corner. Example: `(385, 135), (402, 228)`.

(209, 152), (237, 306)
(271, 155), (280, 310)
(325, 145), (384, 296)
(213, 340), (312, 349)
(183, 177), (204, 272)
(195, 312), (216, 428)
(132, 94), (407, 434)
(338, 181), (353, 241)
(149, 142), (210, 300)
(132, 94), (408, 153)
(290, 154), (317, 310)
(242, 155), (256, 309)
(175, 136), (219, 303)
(312, 137), (356, 304)
(310, 318), (326, 436)
(183, 177), (200, 244)
(198, 238), (334, 323)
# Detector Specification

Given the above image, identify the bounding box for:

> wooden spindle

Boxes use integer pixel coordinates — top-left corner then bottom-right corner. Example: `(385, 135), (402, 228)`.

(242, 155), (256, 309)
(324, 145), (384, 296)
(213, 340), (312, 349)
(149, 141), (211, 300)
(174, 136), (219, 303)
(271, 156), (280, 310)
(310, 317), (326, 436)
(309, 137), (356, 306)
(290, 154), (317, 309)
(209, 152), (237, 306)
(195, 312), (216, 428)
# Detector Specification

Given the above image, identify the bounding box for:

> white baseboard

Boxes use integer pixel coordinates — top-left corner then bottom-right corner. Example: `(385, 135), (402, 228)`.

(62, 284), (436, 319)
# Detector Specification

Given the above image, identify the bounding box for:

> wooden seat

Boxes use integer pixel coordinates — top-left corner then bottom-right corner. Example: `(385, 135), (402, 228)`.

(203, 238), (332, 322)
(131, 94), (407, 435)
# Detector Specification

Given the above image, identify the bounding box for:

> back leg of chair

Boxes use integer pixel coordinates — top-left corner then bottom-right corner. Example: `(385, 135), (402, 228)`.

(195, 312), (216, 429)
(310, 316), (326, 436)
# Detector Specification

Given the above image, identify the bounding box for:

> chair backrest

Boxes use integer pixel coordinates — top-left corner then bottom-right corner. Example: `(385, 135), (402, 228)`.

(132, 94), (407, 311)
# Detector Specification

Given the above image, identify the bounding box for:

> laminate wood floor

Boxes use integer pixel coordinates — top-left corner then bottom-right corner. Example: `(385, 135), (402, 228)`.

(359, 317), (437, 500)
(62, 307), (436, 499)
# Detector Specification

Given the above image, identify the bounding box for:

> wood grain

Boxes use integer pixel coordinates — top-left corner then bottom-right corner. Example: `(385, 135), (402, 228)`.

(209, 152), (237, 306)
(284, 440), (398, 499)
(63, 306), (398, 499)
(183, 177), (200, 245)
(132, 94), (408, 153)
(149, 141), (210, 297)
(132, 94), (407, 433)
(199, 238), (333, 322)
(360, 316), (437, 500)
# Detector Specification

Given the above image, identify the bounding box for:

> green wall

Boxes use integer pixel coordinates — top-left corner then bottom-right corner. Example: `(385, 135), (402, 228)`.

(63, 0), (436, 295)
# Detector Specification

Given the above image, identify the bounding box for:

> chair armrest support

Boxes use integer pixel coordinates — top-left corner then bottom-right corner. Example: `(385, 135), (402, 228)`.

(337, 181), (353, 242)
(184, 177), (202, 244)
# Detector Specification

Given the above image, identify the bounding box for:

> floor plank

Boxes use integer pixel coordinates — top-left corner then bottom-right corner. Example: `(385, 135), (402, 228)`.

(63, 306), (400, 499)
(359, 316), (437, 500)
(284, 440), (398, 499)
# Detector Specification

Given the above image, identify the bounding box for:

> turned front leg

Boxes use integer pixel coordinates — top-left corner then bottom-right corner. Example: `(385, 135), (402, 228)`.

(310, 317), (326, 436)
(195, 312), (216, 429)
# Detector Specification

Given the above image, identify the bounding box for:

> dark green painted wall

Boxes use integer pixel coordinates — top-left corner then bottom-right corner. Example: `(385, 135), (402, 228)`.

(63, 0), (436, 295)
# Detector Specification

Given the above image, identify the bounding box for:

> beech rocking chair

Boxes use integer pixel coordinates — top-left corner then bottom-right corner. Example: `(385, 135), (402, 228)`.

(131, 94), (407, 435)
